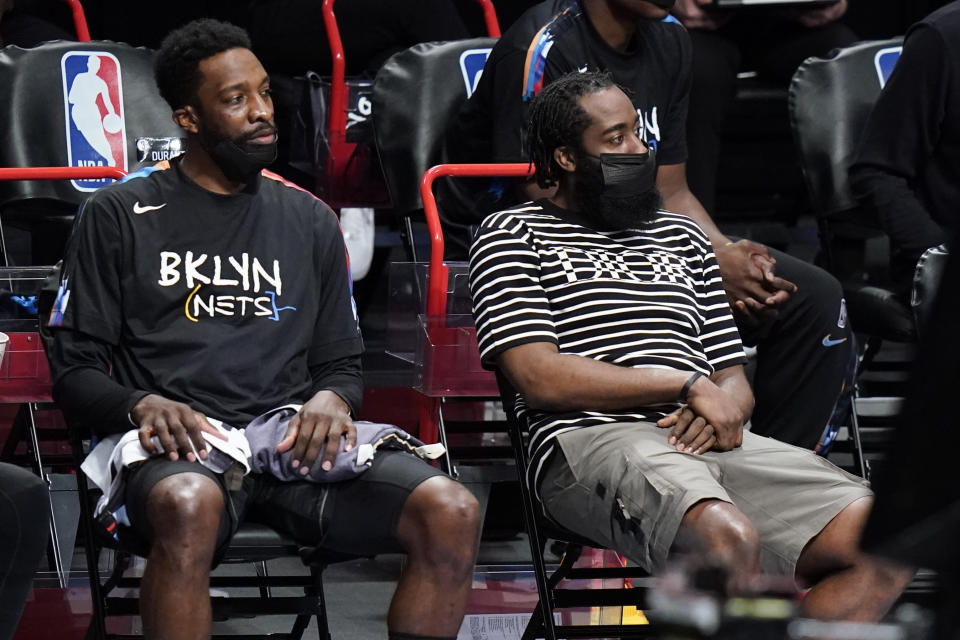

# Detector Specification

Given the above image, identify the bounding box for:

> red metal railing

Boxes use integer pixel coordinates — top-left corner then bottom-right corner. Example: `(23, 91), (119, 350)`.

(0, 166), (126, 182)
(321, 0), (501, 205)
(476, 0), (502, 37)
(419, 163), (534, 317)
(63, 0), (91, 42)
(415, 162), (533, 444)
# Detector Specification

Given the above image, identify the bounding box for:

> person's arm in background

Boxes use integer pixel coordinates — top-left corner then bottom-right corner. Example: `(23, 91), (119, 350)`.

(672, 0), (732, 31)
(654, 23), (797, 325)
(850, 24), (950, 265)
(783, 0), (847, 28)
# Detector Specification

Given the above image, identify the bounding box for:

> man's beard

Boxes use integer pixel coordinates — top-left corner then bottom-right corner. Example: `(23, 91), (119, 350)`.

(571, 159), (663, 231)
(197, 122), (278, 183)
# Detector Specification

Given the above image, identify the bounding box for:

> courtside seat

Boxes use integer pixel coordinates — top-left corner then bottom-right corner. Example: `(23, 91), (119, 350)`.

(0, 39), (182, 262)
(789, 38), (916, 347)
(790, 38), (910, 477)
(372, 37), (496, 215)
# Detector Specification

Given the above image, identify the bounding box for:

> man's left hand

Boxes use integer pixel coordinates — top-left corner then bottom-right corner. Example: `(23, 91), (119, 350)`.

(657, 407), (717, 454)
(715, 240), (797, 328)
(792, 0), (847, 28)
(276, 390), (356, 475)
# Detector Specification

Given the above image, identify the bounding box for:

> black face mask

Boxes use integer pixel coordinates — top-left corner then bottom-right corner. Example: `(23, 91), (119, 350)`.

(573, 149), (662, 231)
(591, 150), (658, 198)
(199, 125), (278, 184)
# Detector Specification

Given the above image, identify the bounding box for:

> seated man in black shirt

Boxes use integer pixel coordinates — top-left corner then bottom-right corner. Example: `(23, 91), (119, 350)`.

(47, 19), (480, 640)
(672, 0), (856, 215)
(469, 70), (911, 617)
(850, 0), (960, 296)
(445, 0), (854, 451)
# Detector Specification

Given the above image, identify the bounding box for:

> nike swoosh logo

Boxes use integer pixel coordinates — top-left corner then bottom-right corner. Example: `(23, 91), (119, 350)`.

(822, 335), (848, 347)
(133, 201), (167, 214)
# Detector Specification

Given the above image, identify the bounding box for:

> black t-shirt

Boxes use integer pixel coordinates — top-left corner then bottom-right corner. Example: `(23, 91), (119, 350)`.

(850, 0), (960, 282)
(50, 161), (363, 427)
(443, 0), (691, 231)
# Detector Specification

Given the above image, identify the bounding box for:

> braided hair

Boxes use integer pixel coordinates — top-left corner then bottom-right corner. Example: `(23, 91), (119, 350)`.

(524, 70), (619, 189)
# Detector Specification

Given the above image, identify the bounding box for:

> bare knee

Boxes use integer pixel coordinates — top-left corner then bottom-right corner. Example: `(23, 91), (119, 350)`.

(679, 500), (761, 567)
(797, 497), (914, 590)
(145, 473), (223, 564)
(398, 476), (482, 570)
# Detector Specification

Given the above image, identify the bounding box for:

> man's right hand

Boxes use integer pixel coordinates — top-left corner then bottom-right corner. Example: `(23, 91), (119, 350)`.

(132, 394), (226, 462)
(658, 375), (744, 451)
(714, 239), (797, 327)
(672, 0), (729, 30)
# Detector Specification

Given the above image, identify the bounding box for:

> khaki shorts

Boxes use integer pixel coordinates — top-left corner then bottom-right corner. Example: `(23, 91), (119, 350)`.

(538, 421), (872, 576)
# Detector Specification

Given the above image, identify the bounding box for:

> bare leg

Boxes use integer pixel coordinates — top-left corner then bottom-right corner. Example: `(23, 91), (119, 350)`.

(675, 498), (761, 590)
(139, 473), (224, 640)
(387, 476), (482, 637)
(796, 496), (914, 621)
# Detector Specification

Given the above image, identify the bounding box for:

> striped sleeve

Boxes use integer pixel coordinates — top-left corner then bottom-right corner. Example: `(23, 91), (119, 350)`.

(469, 215), (558, 366)
(693, 235), (747, 371)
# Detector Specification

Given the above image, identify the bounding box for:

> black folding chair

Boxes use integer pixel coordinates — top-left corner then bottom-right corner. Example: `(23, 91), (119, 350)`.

(495, 371), (660, 640)
(69, 426), (345, 640)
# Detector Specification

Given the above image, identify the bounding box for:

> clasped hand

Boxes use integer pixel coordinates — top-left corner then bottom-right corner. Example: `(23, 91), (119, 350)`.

(672, 0), (731, 30)
(656, 376), (744, 454)
(715, 239), (797, 328)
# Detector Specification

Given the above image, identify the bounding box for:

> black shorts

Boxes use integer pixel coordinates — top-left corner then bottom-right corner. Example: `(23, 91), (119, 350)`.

(122, 450), (445, 563)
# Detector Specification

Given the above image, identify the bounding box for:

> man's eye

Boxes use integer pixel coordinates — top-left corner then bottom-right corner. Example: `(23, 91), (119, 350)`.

(611, 135), (623, 145)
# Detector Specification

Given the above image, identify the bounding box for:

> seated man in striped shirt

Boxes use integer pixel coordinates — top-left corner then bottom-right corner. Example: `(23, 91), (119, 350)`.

(468, 71), (910, 617)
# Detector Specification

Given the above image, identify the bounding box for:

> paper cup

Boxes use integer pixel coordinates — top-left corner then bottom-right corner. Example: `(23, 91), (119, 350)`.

(0, 332), (8, 368)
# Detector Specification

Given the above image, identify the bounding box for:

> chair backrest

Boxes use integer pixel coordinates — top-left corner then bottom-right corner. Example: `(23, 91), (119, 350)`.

(788, 38), (903, 220)
(372, 38), (496, 213)
(911, 244), (950, 337)
(0, 40), (182, 209)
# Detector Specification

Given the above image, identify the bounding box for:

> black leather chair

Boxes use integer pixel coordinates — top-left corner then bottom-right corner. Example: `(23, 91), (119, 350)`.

(371, 37), (496, 259)
(789, 38), (911, 344)
(495, 372), (657, 640)
(789, 39), (909, 478)
(69, 429), (340, 640)
(0, 40), (183, 263)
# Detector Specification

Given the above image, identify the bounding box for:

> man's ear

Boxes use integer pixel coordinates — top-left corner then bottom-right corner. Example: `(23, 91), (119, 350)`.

(554, 145), (577, 173)
(173, 106), (199, 134)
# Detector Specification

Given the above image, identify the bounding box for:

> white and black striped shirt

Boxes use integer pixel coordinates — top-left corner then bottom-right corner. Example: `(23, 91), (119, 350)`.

(469, 200), (747, 495)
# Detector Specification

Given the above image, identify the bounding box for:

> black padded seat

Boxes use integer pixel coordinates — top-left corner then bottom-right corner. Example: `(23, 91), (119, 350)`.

(842, 282), (915, 343)
(372, 37), (497, 213)
(221, 522), (303, 563)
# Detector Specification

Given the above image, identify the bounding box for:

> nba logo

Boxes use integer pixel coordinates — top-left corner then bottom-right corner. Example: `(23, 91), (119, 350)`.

(61, 51), (127, 191)
(459, 48), (491, 99)
(874, 46), (902, 89)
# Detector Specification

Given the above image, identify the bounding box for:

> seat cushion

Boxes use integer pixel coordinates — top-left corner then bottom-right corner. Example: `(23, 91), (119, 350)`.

(222, 521), (301, 563)
(843, 281), (915, 342)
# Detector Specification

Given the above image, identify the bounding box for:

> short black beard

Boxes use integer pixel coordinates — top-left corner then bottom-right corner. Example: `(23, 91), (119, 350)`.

(571, 160), (663, 231)
(197, 122), (278, 183)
